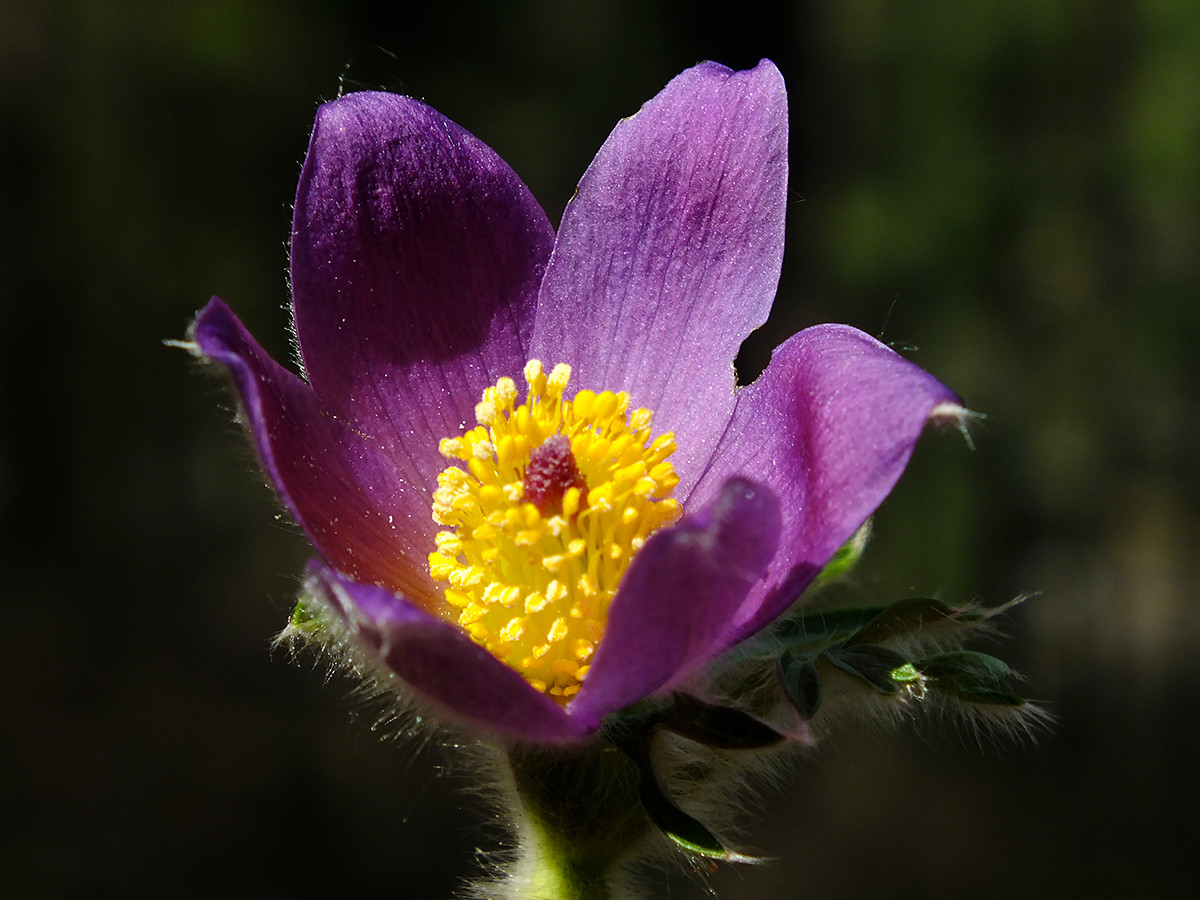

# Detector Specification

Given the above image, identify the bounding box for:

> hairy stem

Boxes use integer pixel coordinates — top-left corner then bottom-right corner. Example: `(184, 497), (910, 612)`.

(503, 740), (650, 900)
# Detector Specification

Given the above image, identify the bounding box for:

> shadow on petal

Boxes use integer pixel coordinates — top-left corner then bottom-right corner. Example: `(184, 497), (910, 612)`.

(305, 562), (592, 744)
(568, 477), (781, 727)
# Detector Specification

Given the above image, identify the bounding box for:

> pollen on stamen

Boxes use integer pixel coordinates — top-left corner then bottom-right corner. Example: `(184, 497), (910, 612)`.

(427, 359), (681, 703)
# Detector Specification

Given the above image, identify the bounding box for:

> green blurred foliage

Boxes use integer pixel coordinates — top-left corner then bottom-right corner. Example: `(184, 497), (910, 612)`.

(2, 1), (1197, 897)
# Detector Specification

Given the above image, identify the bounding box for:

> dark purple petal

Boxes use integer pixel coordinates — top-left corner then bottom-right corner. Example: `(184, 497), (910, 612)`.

(192, 298), (440, 603)
(306, 562), (589, 743)
(691, 325), (964, 641)
(530, 61), (788, 497)
(567, 478), (781, 728)
(291, 91), (555, 492)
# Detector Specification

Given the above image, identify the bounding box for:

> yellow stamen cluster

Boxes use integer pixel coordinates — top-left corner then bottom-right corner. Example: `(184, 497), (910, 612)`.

(428, 360), (680, 701)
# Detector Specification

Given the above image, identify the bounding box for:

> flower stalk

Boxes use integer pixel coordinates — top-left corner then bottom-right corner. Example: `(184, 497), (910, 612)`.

(501, 742), (649, 900)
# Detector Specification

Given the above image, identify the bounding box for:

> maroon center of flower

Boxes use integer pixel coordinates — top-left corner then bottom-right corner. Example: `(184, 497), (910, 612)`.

(523, 435), (588, 515)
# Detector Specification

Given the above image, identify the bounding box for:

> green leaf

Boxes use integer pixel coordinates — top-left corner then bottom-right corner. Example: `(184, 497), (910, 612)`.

(815, 520), (871, 587)
(916, 651), (1026, 706)
(916, 650), (1013, 685)
(289, 597), (328, 635)
(778, 651), (822, 719)
(825, 644), (910, 694)
(638, 772), (730, 858)
(773, 606), (887, 651)
(660, 694), (784, 750)
(618, 736), (732, 860)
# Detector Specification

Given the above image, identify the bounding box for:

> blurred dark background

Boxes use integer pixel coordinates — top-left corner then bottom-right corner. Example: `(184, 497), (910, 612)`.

(3, 1), (1197, 897)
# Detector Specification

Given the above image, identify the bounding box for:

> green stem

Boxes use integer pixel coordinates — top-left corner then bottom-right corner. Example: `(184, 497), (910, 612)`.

(505, 740), (650, 900)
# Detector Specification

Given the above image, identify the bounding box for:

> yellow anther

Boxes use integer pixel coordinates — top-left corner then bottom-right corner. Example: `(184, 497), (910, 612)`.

(471, 526), (497, 544)
(572, 390), (595, 419)
(500, 617), (525, 643)
(515, 530), (540, 547)
(562, 487), (581, 517)
(495, 377), (517, 404)
(592, 392), (615, 420)
(460, 603), (488, 625)
(496, 434), (517, 467)
(475, 400), (497, 426)
(547, 363), (571, 395)
(552, 659), (580, 676)
(427, 360), (680, 704)
(428, 552), (455, 580)
(587, 484), (613, 512)
(524, 359), (545, 388)
(449, 566), (484, 589)
(467, 457), (492, 484)
(615, 461), (647, 484)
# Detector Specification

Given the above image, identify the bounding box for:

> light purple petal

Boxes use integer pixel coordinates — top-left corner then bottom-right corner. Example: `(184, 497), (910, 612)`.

(567, 478), (781, 728)
(306, 562), (589, 743)
(192, 298), (439, 604)
(291, 91), (555, 493)
(691, 325), (964, 641)
(530, 60), (788, 497)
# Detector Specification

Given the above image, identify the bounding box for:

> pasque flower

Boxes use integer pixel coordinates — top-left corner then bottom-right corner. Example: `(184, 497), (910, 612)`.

(192, 59), (962, 745)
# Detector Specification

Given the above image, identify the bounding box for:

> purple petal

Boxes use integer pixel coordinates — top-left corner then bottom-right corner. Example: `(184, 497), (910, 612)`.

(567, 478), (781, 728)
(691, 325), (964, 640)
(530, 60), (788, 497)
(291, 91), (555, 492)
(192, 298), (439, 603)
(306, 562), (589, 743)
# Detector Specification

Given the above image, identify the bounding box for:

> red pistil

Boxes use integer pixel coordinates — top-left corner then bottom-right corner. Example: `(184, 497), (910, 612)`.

(524, 435), (588, 515)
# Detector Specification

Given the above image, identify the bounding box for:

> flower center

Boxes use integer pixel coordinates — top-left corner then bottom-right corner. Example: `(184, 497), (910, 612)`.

(428, 360), (680, 701)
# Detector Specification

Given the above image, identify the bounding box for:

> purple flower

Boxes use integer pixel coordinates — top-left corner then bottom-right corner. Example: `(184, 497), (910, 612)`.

(192, 60), (962, 744)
